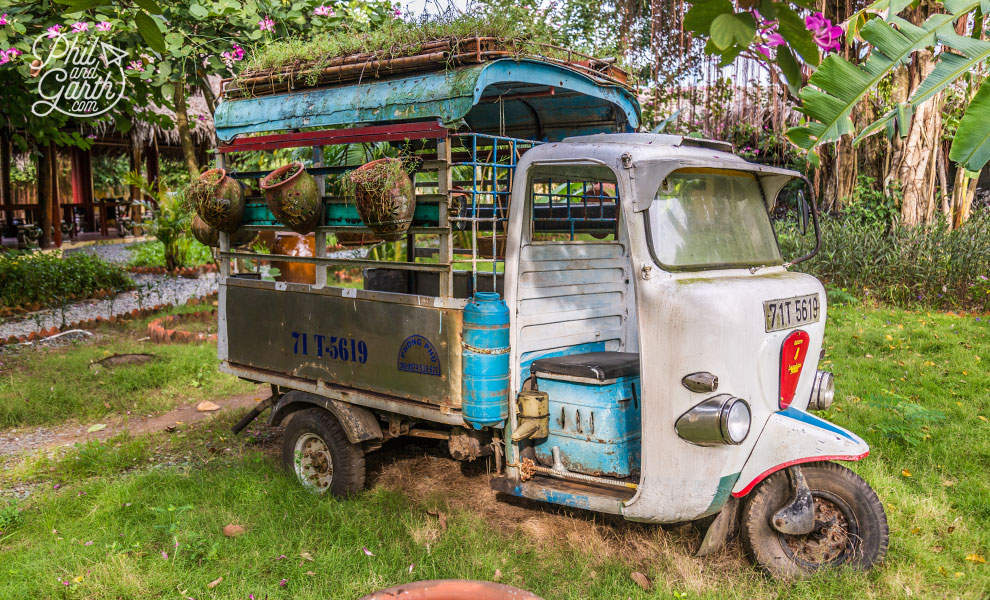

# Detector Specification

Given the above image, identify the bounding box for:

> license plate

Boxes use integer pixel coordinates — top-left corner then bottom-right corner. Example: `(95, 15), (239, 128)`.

(764, 293), (821, 332)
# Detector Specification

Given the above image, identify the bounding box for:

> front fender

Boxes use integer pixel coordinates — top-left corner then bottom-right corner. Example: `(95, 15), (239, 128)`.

(731, 407), (869, 497)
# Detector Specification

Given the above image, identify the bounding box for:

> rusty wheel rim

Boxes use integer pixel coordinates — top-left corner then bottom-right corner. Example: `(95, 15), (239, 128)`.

(294, 433), (333, 493)
(778, 490), (857, 569)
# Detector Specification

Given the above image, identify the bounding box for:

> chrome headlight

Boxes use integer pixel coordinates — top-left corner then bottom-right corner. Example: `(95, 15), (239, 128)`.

(675, 394), (752, 446)
(808, 370), (835, 411)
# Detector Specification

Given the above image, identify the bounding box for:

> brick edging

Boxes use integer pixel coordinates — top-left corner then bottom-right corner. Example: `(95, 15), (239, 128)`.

(0, 291), (220, 347)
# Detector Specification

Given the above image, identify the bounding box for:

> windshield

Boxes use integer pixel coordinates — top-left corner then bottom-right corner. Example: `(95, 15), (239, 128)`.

(646, 168), (782, 270)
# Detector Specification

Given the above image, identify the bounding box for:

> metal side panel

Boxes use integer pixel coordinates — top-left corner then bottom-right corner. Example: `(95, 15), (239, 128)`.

(224, 282), (463, 407)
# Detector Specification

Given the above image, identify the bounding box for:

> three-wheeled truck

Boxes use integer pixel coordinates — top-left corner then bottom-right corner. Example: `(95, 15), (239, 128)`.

(212, 45), (888, 578)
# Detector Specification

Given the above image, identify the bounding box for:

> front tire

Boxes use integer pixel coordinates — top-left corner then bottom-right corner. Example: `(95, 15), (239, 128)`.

(741, 461), (888, 579)
(281, 408), (365, 497)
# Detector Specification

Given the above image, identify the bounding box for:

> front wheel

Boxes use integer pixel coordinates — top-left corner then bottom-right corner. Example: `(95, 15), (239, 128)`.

(740, 462), (888, 579)
(281, 408), (365, 497)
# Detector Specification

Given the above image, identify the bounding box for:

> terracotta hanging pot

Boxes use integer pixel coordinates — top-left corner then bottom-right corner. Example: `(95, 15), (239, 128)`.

(190, 214), (219, 247)
(348, 157), (415, 241)
(190, 168), (244, 234)
(191, 214), (257, 248)
(261, 162), (322, 235)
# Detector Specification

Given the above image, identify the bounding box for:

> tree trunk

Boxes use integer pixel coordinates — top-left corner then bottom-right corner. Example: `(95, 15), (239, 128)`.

(196, 71), (217, 114)
(951, 169), (977, 229)
(173, 77), (200, 179)
(37, 142), (53, 248)
(835, 135), (858, 210)
(891, 53), (944, 226)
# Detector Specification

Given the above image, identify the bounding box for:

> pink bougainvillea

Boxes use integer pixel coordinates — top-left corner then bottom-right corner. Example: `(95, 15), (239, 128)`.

(0, 14), (9, 26)
(314, 5), (334, 16)
(259, 17), (275, 31)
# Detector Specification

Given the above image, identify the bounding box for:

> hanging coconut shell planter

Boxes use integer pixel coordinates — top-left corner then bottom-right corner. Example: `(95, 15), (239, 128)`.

(188, 168), (245, 234)
(334, 231), (381, 247)
(261, 162), (322, 235)
(191, 214), (258, 248)
(348, 157), (416, 241)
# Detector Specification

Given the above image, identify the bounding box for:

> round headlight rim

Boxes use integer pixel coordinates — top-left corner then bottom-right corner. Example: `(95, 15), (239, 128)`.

(718, 396), (751, 445)
(810, 370), (835, 411)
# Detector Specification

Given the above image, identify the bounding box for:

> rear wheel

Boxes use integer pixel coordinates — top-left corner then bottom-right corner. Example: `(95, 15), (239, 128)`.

(740, 462), (888, 579)
(281, 408), (365, 497)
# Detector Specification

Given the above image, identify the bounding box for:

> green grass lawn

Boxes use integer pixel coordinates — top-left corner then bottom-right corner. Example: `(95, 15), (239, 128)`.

(0, 303), (988, 599)
(0, 306), (254, 428)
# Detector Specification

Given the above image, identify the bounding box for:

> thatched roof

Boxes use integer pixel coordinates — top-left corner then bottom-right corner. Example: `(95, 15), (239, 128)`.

(131, 76), (220, 148)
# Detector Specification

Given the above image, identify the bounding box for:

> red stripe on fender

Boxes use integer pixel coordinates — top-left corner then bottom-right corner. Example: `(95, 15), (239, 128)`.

(730, 451), (869, 498)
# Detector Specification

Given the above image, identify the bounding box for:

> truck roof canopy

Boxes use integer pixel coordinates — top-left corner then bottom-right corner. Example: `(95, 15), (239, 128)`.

(214, 59), (641, 143)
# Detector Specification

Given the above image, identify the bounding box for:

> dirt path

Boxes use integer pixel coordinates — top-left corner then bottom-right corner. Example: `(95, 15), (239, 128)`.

(0, 389), (265, 458)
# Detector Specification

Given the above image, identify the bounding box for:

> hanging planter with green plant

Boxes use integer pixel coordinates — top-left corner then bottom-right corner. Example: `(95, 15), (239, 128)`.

(187, 168), (245, 234)
(261, 161), (322, 235)
(348, 157), (416, 242)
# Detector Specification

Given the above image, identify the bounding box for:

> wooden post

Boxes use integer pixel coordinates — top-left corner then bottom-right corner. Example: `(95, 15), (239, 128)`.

(1, 128), (12, 227)
(51, 142), (61, 247)
(37, 142), (53, 247)
(437, 138), (453, 298)
(312, 146), (327, 288)
(145, 133), (160, 195)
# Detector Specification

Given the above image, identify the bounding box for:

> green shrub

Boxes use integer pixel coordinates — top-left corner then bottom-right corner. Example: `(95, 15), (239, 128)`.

(127, 240), (213, 269)
(0, 499), (18, 538)
(778, 209), (990, 309)
(0, 251), (134, 309)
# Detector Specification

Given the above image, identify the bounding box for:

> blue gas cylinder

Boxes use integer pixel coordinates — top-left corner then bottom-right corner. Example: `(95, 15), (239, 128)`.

(462, 292), (510, 429)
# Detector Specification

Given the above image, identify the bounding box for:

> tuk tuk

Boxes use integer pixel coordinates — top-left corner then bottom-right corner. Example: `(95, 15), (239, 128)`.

(212, 49), (887, 578)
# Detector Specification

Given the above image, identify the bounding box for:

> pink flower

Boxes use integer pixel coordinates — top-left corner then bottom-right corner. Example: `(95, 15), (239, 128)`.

(753, 44), (771, 58)
(0, 48), (21, 65)
(314, 5), (334, 16)
(814, 25), (843, 52)
(805, 12), (828, 32)
(71, 21), (89, 33)
(46, 25), (62, 38)
(392, 4), (402, 17)
(766, 33), (785, 47)
(96, 21), (112, 32)
(221, 43), (245, 64)
(805, 11), (843, 53)
(127, 60), (143, 70)
(0, 14), (9, 26)
(161, 551), (168, 559)
(279, 579), (287, 587)
(258, 17), (274, 31)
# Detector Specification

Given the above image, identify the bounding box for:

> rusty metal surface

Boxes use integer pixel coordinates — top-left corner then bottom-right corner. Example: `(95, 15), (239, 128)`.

(359, 580), (543, 600)
(224, 281), (463, 406)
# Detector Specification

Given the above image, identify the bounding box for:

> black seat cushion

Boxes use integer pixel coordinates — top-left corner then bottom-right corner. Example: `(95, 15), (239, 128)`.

(530, 351), (640, 382)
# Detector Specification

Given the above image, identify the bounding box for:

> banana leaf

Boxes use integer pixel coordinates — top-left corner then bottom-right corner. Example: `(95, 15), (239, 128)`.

(949, 78), (990, 173)
(786, 12), (954, 152)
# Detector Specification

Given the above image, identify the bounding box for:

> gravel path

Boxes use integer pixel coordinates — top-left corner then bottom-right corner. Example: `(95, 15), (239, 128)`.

(62, 241), (139, 264)
(0, 273), (218, 340)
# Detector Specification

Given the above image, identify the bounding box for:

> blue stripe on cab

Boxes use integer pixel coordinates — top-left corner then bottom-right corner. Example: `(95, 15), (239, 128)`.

(777, 406), (860, 443)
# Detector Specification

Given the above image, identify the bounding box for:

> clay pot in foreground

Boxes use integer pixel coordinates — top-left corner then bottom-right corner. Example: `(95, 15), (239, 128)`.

(349, 157), (416, 242)
(261, 162), (322, 235)
(193, 168), (244, 234)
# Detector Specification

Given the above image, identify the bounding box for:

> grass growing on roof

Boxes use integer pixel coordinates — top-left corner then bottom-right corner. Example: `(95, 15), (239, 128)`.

(235, 11), (596, 88)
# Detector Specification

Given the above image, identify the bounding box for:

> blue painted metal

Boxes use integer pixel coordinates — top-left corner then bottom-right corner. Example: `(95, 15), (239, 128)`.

(461, 292), (510, 429)
(533, 374), (642, 478)
(241, 199), (441, 228)
(778, 406), (861, 443)
(214, 59), (640, 142)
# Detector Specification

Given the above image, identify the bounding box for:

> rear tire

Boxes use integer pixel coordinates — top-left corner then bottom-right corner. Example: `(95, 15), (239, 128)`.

(281, 408), (365, 497)
(740, 462), (888, 579)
